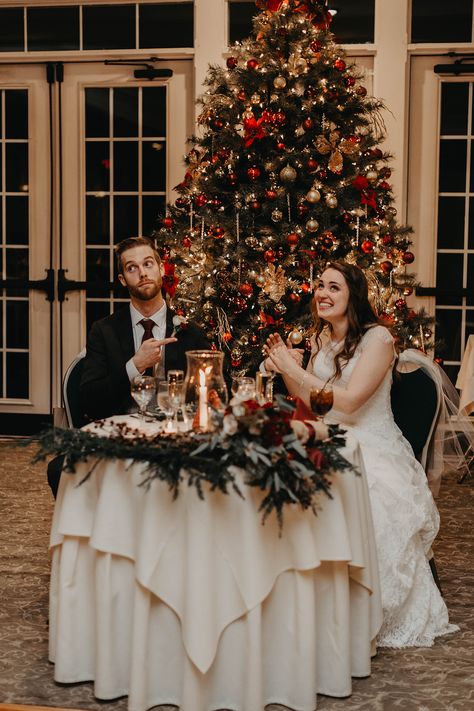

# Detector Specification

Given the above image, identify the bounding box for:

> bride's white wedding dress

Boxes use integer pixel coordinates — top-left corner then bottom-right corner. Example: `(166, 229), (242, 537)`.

(312, 325), (458, 647)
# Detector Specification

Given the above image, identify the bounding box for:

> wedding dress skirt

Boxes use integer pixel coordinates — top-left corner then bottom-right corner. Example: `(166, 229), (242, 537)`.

(313, 326), (459, 647)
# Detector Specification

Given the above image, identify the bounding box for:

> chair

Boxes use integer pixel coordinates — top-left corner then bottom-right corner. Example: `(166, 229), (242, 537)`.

(390, 358), (443, 594)
(47, 350), (86, 499)
(63, 349), (87, 428)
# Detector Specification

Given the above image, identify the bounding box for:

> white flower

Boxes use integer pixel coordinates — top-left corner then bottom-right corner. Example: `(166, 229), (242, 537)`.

(231, 402), (246, 417)
(172, 314), (187, 328)
(223, 414), (239, 435)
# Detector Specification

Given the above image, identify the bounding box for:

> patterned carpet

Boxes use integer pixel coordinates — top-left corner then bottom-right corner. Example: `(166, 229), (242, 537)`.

(0, 441), (473, 711)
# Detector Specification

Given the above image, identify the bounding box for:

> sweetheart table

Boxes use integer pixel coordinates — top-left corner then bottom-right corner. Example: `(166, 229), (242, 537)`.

(48, 417), (382, 711)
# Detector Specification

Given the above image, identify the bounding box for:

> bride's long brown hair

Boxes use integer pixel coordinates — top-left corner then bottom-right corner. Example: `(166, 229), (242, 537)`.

(311, 261), (381, 381)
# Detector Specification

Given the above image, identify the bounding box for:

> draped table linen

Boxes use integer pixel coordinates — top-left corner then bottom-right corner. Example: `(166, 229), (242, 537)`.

(49, 417), (382, 711)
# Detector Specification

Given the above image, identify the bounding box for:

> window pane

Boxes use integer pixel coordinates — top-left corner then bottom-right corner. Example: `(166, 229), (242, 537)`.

(85, 89), (109, 139)
(86, 248), (110, 298)
(113, 142), (138, 191)
(143, 87), (167, 137)
(469, 197), (474, 249)
(83, 5), (135, 50)
(0, 8), (24, 52)
(113, 88), (138, 138)
(437, 197), (465, 249)
(6, 248), (28, 297)
(466, 310), (474, 339)
(86, 195), (110, 246)
(468, 254), (474, 306)
(436, 253), (464, 305)
(438, 140), (466, 192)
(140, 3), (194, 49)
(328, 0), (375, 44)
(27, 6), (79, 51)
(87, 301), (111, 332)
(440, 83), (468, 136)
(435, 308), (462, 361)
(86, 142), (110, 192)
(113, 196), (138, 243)
(412, 0), (472, 43)
(5, 90), (28, 139)
(6, 352), (28, 399)
(143, 195), (165, 237)
(143, 141), (166, 191)
(228, 2), (254, 44)
(6, 197), (29, 246)
(6, 300), (28, 349)
(6, 144), (28, 193)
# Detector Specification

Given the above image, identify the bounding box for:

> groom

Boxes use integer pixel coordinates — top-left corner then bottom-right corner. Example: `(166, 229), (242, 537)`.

(79, 236), (210, 421)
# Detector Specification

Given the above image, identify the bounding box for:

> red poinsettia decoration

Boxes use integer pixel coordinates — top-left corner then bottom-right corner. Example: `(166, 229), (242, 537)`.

(351, 175), (377, 210)
(162, 261), (179, 297)
(243, 117), (267, 147)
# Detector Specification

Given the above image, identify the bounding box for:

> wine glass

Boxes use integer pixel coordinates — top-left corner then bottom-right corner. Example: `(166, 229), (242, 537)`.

(232, 376), (256, 400)
(168, 372), (184, 428)
(157, 381), (176, 432)
(131, 375), (156, 420)
(309, 383), (334, 420)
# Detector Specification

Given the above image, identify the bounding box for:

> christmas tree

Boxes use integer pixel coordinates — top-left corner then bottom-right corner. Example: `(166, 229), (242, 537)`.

(155, 0), (434, 374)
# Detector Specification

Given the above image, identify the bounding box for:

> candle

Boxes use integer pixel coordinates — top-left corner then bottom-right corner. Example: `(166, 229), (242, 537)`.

(198, 368), (209, 430)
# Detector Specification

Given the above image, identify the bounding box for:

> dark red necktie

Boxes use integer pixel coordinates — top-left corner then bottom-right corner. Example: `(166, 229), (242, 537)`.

(140, 318), (155, 343)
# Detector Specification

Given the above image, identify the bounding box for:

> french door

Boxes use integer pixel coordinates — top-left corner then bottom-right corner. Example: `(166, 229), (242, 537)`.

(0, 59), (193, 430)
(408, 55), (474, 383)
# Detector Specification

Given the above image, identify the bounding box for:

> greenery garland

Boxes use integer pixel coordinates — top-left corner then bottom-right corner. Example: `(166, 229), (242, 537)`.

(25, 396), (354, 529)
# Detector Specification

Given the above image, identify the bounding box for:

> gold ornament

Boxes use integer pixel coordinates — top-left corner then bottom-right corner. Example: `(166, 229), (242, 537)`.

(279, 164), (297, 182)
(288, 329), (303, 345)
(306, 188), (321, 203)
(306, 219), (319, 232)
(273, 75), (287, 89)
(325, 194), (338, 208)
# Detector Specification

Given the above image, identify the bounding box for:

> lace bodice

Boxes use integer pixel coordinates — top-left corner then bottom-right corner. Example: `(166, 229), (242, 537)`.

(312, 325), (403, 448)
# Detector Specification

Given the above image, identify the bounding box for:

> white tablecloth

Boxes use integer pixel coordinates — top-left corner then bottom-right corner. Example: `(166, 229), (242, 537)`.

(456, 334), (474, 415)
(49, 423), (382, 711)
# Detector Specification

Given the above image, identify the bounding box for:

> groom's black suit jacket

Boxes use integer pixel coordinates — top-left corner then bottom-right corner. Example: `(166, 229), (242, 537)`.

(79, 305), (209, 421)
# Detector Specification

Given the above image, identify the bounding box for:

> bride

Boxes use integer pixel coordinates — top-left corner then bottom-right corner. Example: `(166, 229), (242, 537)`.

(264, 260), (458, 647)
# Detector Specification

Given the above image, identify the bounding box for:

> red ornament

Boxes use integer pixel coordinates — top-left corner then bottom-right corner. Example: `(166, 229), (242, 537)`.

(211, 119), (224, 130)
(379, 181), (391, 190)
(297, 203), (309, 216)
(212, 226), (225, 239)
(302, 117), (314, 130)
(250, 200), (261, 211)
(301, 282), (311, 293)
(381, 235), (393, 246)
(276, 142), (286, 151)
(310, 39), (322, 52)
(265, 188), (277, 200)
(288, 292), (301, 304)
(286, 232), (300, 246)
(316, 169), (327, 180)
(162, 216), (174, 229)
(402, 251), (415, 264)
(306, 158), (319, 172)
(361, 240), (375, 254)
(274, 111), (286, 124)
(239, 283), (253, 297)
(247, 58), (259, 70)
(247, 166), (261, 181)
(227, 173), (238, 186)
(379, 260), (393, 274)
(226, 57), (238, 69)
(182, 237), (192, 249)
(334, 58), (346, 71)
(194, 194), (207, 207)
(237, 90), (247, 102)
(395, 299), (407, 310)
(356, 85), (368, 97)
(342, 212), (352, 224)
(264, 249), (276, 262)
(345, 76), (356, 87)
(370, 148), (383, 160)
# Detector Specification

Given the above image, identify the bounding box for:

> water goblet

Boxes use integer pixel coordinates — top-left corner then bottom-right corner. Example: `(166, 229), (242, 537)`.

(157, 381), (176, 432)
(131, 375), (156, 421)
(232, 376), (256, 400)
(309, 383), (334, 420)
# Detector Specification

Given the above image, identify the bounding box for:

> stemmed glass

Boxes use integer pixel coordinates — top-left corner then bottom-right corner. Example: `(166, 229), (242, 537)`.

(309, 383), (334, 421)
(131, 375), (156, 421)
(168, 370), (185, 429)
(157, 381), (176, 432)
(232, 376), (256, 400)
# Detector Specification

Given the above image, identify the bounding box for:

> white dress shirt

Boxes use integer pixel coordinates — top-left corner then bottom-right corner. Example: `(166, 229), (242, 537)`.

(126, 302), (167, 381)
